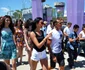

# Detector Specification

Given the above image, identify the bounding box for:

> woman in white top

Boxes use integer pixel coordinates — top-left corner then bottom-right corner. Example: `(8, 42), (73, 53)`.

(78, 26), (85, 55)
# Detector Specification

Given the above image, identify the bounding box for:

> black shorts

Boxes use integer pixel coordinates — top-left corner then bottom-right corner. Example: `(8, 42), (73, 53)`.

(50, 51), (65, 68)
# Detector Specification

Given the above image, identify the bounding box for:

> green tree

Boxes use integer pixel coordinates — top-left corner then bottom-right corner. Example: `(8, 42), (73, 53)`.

(13, 10), (22, 19)
(52, 8), (56, 18)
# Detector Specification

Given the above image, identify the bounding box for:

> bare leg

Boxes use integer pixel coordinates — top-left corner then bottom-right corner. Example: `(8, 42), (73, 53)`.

(27, 50), (31, 65)
(59, 66), (64, 70)
(4, 60), (10, 66)
(17, 46), (22, 63)
(40, 58), (48, 70)
(16, 47), (20, 63)
(30, 59), (38, 70)
(20, 46), (23, 63)
(26, 47), (32, 66)
(12, 59), (16, 70)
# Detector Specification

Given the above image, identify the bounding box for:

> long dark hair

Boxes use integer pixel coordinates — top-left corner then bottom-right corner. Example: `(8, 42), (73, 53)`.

(0, 16), (4, 29)
(15, 19), (23, 29)
(1, 15), (15, 34)
(0, 17), (4, 35)
(0, 61), (7, 70)
(24, 19), (33, 31)
(32, 17), (42, 31)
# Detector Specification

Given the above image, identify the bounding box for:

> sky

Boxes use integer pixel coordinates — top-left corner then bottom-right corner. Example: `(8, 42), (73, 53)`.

(0, 0), (85, 16)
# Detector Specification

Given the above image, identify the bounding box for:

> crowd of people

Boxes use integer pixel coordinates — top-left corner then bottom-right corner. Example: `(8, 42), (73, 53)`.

(0, 15), (85, 70)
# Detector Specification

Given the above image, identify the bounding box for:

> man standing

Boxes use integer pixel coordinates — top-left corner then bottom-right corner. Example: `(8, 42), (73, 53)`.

(67, 24), (79, 69)
(63, 22), (72, 50)
(47, 19), (65, 70)
(46, 20), (54, 35)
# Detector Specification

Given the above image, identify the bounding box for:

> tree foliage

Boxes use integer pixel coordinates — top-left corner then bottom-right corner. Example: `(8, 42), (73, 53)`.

(13, 10), (22, 19)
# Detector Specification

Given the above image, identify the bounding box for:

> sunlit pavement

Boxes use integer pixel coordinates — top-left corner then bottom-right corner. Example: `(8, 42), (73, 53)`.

(1, 48), (85, 70)
(17, 48), (85, 70)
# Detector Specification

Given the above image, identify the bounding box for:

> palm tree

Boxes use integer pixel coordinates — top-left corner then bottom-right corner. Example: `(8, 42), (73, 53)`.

(13, 10), (22, 19)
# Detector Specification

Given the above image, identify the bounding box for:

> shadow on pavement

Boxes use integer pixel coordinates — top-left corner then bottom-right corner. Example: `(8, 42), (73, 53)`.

(65, 65), (70, 70)
(16, 61), (28, 67)
(39, 68), (59, 70)
(65, 60), (85, 70)
(74, 60), (85, 68)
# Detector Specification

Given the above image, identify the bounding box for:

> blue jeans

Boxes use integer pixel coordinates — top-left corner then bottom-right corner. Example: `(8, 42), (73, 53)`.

(67, 46), (78, 67)
(78, 41), (85, 56)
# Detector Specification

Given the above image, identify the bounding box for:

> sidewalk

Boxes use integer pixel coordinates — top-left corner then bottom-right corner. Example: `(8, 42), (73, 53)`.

(17, 48), (85, 70)
(1, 48), (85, 70)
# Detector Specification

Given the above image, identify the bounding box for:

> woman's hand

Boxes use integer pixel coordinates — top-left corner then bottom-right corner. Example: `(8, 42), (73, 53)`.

(52, 55), (57, 62)
(46, 31), (52, 39)
(27, 45), (31, 51)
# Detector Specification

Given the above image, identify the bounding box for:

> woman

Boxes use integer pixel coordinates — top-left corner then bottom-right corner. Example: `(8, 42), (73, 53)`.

(1, 15), (17, 70)
(0, 16), (4, 27)
(0, 17), (4, 51)
(14, 19), (24, 64)
(23, 19), (33, 66)
(78, 26), (85, 56)
(30, 17), (51, 70)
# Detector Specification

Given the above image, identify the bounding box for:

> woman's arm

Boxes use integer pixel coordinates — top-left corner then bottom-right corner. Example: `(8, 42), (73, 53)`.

(69, 37), (79, 42)
(13, 34), (16, 46)
(63, 31), (68, 37)
(13, 28), (17, 45)
(79, 34), (85, 40)
(47, 39), (53, 55)
(23, 29), (31, 51)
(47, 38), (57, 62)
(30, 31), (51, 49)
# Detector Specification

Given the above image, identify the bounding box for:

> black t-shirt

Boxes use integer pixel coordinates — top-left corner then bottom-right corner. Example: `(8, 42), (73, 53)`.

(33, 30), (45, 52)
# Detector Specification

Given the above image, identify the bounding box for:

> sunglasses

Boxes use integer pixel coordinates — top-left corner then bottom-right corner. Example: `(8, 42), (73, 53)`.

(41, 22), (44, 24)
(6, 20), (10, 22)
(59, 22), (63, 24)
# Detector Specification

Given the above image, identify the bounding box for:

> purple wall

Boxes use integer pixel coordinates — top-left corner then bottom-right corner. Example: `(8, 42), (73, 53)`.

(67, 0), (84, 32)
(32, 0), (43, 20)
(47, 8), (52, 24)
(84, 13), (85, 24)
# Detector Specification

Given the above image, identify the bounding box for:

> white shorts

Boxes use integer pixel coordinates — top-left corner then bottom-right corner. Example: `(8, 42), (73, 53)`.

(31, 48), (47, 61)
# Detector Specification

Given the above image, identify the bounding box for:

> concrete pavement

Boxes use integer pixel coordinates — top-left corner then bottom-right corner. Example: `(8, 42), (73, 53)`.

(1, 48), (85, 70)
(17, 48), (85, 70)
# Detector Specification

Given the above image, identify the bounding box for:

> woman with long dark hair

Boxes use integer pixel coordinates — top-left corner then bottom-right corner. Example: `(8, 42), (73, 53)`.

(30, 17), (51, 70)
(0, 15), (17, 70)
(23, 19), (33, 66)
(0, 16), (4, 51)
(14, 19), (24, 64)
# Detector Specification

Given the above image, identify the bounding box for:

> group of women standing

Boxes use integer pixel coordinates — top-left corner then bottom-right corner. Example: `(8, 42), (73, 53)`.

(0, 15), (52, 70)
(1, 15), (85, 70)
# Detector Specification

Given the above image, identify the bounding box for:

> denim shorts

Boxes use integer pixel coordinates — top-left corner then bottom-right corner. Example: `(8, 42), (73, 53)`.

(31, 48), (47, 61)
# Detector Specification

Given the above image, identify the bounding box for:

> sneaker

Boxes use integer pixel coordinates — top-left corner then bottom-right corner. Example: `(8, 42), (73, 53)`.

(74, 60), (78, 62)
